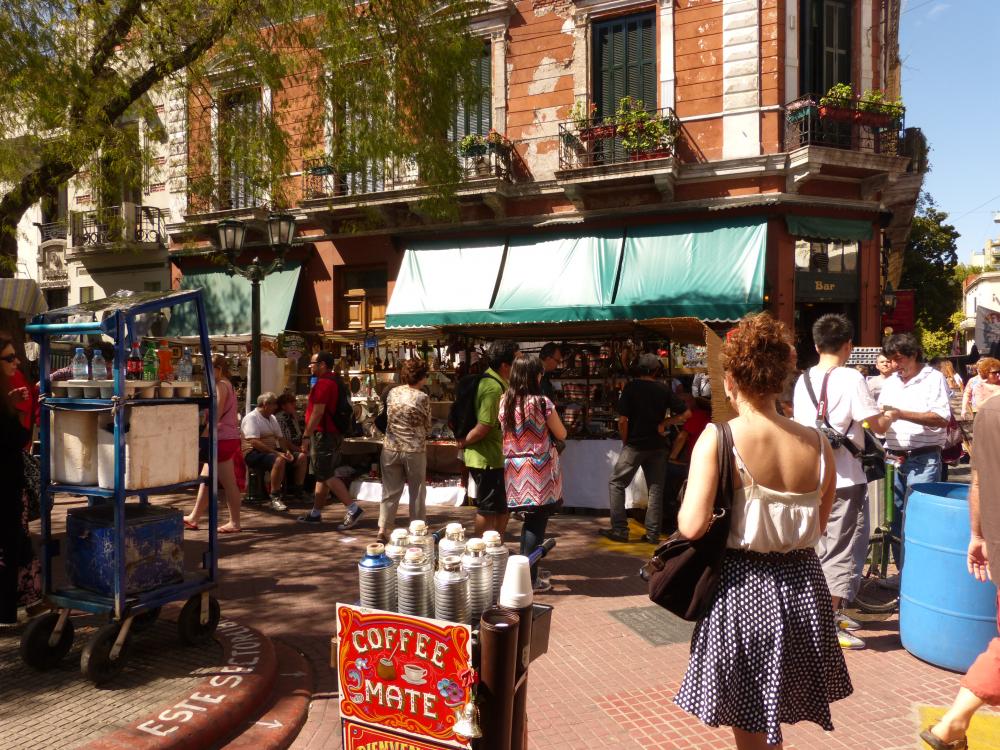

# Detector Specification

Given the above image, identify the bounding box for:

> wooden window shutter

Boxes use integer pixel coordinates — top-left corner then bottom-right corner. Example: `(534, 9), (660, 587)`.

(594, 12), (656, 120)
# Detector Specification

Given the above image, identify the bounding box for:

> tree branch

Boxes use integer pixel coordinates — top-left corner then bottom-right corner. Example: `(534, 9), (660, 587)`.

(87, 0), (146, 79)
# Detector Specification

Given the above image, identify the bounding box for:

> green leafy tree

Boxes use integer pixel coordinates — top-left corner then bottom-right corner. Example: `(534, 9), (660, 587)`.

(900, 194), (962, 347)
(0, 0), (488, 275)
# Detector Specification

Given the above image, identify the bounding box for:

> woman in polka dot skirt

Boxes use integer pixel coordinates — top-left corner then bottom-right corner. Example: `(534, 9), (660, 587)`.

(674, 314), (852, 749)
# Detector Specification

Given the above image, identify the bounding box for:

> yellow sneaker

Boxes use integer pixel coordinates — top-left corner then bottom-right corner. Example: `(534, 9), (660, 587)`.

(838, 631), (866, 650)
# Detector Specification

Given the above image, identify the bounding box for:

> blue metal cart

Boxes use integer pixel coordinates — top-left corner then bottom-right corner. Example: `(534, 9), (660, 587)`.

(20, 290), (221, 684)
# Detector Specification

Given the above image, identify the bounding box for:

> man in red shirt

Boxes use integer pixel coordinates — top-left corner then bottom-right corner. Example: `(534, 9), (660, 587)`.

(663, 393), (711, 534)
(297, 351), (361, 529)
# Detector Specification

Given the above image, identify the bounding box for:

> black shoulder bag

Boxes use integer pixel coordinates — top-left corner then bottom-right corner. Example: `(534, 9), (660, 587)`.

(802, 369), (886, 482)
(640, 422), (734, 622)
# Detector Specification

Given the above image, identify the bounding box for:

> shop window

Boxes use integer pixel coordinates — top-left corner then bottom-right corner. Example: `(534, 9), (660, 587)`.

(449, 42), (492, 140)
(800, 0), (852, 96)
(794, 240), (858, 273)
(592, 12), (657, 122)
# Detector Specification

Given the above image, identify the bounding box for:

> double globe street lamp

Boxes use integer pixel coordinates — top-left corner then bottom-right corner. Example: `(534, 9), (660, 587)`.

(216, 213), (297, 406)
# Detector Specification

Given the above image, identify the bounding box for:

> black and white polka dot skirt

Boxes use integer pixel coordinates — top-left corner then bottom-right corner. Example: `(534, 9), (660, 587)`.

(674, 547), (853, 745)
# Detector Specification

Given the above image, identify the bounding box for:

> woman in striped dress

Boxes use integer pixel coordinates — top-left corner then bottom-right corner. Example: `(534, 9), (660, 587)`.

(499, 356), (566, 591)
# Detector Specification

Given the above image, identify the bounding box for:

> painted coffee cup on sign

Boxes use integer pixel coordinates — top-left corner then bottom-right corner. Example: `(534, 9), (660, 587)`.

(403, 663), (428, 682)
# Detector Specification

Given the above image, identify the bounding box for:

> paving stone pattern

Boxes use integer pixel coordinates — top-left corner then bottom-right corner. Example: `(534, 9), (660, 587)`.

(0, 616), (222, 750)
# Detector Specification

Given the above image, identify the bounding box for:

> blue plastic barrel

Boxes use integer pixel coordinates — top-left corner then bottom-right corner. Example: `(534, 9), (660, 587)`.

(900, 482), (998, 672)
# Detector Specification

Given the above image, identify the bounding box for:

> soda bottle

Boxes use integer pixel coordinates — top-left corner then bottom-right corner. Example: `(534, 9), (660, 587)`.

(142, 343), (158, 381)
(90, 350), (108, 380)
(127, 342), (143, 380)
(71, 348), (89, 380)
(156, 340), (173, 381)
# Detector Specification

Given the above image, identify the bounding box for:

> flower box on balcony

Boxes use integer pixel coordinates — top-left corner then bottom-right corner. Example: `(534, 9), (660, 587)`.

(855, 111), (898, 129)
(579, 124), (616, 142)
(628, 147), (672, 162)
(818, 104), (854, 122)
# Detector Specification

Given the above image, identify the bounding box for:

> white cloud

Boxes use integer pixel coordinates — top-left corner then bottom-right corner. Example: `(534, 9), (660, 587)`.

(927, 3), (951, 19)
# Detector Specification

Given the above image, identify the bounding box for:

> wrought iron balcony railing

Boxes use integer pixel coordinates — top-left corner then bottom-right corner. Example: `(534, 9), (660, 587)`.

(557, 106), (679, 170)
(186, 174), (268, 215)
(784, 94), (905, 156)
(302, 143), (513, 201)
(37, 221), (67, 242)
(69, 204), (167, 249)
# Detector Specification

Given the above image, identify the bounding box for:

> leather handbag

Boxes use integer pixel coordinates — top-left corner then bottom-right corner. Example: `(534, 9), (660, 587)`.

(640, 422), (734, 622)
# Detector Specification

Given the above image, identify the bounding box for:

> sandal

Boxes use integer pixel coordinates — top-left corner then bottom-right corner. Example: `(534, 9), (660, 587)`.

(183, 519), (199, 531)
(920, 729), (967, 750)
(218, 526), (242, 534)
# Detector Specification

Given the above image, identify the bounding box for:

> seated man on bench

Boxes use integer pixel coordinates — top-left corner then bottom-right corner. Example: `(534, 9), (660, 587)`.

(241, 392), (307, 511)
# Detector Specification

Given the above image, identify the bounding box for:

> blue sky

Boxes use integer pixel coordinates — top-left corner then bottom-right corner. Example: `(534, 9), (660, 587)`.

(900, 1), (1000, 262)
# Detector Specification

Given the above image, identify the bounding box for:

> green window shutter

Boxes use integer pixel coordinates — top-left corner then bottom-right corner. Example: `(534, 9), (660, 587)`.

(450, 42), (492, 139)
(594, 12), (656, 120)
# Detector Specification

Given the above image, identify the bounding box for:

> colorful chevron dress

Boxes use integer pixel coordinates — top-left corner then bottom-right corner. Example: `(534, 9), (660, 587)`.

(499, 395), (562, 508)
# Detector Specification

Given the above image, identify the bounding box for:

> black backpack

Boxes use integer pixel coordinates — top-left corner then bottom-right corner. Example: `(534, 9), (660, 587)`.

(448, 373), (503, 439)
(331, 376), (358, 436)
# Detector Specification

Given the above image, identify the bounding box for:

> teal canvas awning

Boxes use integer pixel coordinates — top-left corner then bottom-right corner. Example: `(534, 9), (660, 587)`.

(614, 219), (767, 322)
(488, 231), (623, 324)
(786, 215), (873, 242)
(385, 219), (768, 328)
(167, 261), (302, 337)
(384, 239), (506, 327)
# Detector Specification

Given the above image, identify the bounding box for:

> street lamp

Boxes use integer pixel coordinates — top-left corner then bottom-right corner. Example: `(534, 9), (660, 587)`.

(217, 213), (297, 406)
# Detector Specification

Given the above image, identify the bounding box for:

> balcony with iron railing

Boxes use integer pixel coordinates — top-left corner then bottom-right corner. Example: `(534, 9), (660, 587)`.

(784, 94), (906, 157)
(37, 221), (68, 243)
(557, 105), (680, 172)
(301, 141), (514, 203)
(185, 174), (270, 218)
(67, 204), (167, 257)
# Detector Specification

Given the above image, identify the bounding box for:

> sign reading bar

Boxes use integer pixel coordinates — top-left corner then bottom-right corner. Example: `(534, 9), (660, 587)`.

(337, 604), (472, 748)
(343, 719), (454, 750)
(795, 271), (859, 302)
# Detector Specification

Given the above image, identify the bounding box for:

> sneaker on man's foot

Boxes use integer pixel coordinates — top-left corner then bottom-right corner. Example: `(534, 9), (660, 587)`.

(598, 528), (629, 543)
(269, 497), (288, 512)
(537, 567), (551, 583)
(532, 578), (552, 593)
(835, 611), (862, 631)
(297, 513), (322, 524)
(337, 505), (364, 531)
(838, 631), (866, 650)
(642, 533), (661, 545)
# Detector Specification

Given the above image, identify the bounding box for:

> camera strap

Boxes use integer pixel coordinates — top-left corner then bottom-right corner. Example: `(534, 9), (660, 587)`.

(801, 368), (862, 458)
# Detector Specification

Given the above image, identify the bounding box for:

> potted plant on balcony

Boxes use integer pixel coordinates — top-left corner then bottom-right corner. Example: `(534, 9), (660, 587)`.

(857, 89), (904, 128)
(615, 97), (675, 160)
(570, 100), (614, 142)
(485, 129), (512, 155)
(818, 83), (856, 122)
(459, 134), (491, 176)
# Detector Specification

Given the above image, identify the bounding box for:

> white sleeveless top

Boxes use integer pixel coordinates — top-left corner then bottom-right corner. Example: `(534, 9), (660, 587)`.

(726, 429), (826, 553)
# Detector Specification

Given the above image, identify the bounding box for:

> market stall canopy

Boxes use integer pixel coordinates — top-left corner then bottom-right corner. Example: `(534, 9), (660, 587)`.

(385, 218), (766, 328)
(785, 215), (873, 242)
(0, 278), (47, 318)
(167, 262), (301, 337)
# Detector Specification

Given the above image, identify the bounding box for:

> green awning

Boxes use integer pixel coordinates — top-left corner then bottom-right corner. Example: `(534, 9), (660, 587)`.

(384, 238), (506, 327)
(166, 261), (302, 337)
(488, 231), (623, 324)
(786, 215), (873, 242)
(614, 219), (767, 322)
(385, 219), (768, 329)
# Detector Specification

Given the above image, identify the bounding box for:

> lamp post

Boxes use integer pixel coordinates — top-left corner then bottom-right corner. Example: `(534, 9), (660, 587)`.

(217, 213), (297, 406)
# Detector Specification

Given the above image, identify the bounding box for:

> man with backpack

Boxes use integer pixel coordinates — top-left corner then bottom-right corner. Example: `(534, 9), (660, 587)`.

(454, 341), (519, 536)
(792, 314), (896, 650)
(297, 351), (362, 529)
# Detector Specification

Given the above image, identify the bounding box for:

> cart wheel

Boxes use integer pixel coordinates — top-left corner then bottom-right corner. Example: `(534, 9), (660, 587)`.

(81, 622), (132, 685)
(130, 607), (161, 633)
(177, 595), (220, 646)
(20, 612), (75, 670)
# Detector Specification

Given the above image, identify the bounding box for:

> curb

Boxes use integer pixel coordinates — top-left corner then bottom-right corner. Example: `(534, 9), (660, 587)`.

(220, 639), (314, 750)
(79, 619), (276, 750)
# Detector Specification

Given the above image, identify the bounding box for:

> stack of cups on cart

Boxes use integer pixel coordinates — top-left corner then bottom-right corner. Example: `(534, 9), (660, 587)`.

(357, 521), (520, 625)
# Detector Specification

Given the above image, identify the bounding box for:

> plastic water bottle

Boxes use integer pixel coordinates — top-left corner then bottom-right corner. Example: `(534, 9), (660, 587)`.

(142, 344), (158, 381)
(90, 350), (107, 380)
(176, 348), (194, 382)
(71, 348), (89, 380)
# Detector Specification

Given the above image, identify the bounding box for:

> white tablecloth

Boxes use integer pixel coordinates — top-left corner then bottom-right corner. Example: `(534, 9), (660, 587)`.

(350, 479), (466, 507)
(559, 439), (648, 509)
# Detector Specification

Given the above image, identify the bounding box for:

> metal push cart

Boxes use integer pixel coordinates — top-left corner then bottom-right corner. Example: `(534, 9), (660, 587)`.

(19, 290), (221, 684)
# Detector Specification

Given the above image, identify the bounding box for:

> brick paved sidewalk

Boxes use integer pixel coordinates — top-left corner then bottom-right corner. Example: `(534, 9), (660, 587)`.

(8, 483), (1000, 750)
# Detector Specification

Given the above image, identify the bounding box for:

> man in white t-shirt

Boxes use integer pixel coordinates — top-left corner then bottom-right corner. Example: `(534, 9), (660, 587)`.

(242, 391), (306, 512)
(793, 314), (896, 650)
(877, 333), (952, 571)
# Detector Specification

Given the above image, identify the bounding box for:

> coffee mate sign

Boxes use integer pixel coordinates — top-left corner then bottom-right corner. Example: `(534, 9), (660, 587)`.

(337, 604), (472, 748)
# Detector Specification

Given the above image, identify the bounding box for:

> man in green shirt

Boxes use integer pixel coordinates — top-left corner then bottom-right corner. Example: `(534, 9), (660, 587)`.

(457, 341), (519, 535)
